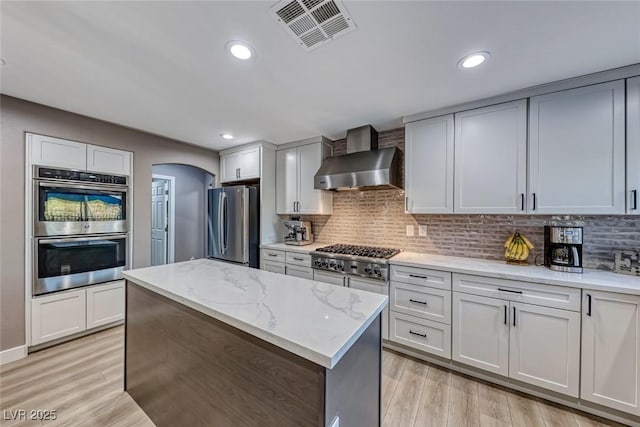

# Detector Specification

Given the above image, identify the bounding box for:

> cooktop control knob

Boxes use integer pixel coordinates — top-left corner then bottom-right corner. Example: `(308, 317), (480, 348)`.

(336, 262), (344, 271)
(364, 266), (372, 274)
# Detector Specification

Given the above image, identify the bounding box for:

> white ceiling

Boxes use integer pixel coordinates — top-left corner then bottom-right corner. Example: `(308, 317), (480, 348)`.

(1, 1), (639, 150)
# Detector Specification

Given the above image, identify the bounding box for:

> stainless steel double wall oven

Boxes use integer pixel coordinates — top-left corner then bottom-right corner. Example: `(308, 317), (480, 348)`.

(33, 166), (129, 296)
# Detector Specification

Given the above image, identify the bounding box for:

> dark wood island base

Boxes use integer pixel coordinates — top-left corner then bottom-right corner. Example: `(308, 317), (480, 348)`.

(125, 282), (382, 427)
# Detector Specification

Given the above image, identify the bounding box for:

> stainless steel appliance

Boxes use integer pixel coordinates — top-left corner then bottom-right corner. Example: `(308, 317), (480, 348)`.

(34, 166), (128, 237)
(33, 233), (127, 296)
(314, 125), (400, 191)
(207, 185), (259, 268)
(284, 219), (313, 245)
(311, 244), (400, 281)
(544, 226), (583, 273)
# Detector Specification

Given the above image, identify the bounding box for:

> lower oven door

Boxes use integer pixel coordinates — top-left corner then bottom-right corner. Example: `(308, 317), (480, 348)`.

(34, 234), (127, 296)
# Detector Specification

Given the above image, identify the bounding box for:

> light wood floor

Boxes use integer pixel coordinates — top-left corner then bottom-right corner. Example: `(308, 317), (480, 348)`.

(0, 326), (624, 427)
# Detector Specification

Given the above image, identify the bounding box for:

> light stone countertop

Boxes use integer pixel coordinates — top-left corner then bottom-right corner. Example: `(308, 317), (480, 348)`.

(123, 258), (387, 369)
(259, 242), (327, 254)
(390, 252), (640, 295)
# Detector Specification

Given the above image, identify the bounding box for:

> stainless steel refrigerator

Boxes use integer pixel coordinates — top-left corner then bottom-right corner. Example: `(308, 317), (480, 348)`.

(207, 185), (259, 268)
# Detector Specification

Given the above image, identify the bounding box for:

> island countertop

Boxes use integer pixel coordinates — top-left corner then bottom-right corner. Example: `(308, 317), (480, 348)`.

(123, 259), (387, 368)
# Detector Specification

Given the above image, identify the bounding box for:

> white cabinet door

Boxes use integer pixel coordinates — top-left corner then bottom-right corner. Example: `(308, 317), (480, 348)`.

(581, 291), (640, 415)
(529, 80), (626, 214)
(313, 270), (346, 287)
(455, 100), (527, 214)
(86, 281), (125, 329)
(28, 133), (87, 170)
(452, 292), (509, 376)
(220, 152), (242, 183)
(509, 302), (580, 397)
(240, 147), (260, 180)
(285, 265), (314, 280)
(86, 145), (131, 176)
(404, 115), (454, 213)
(627, 76), (640, 215)
(31, 289), (86, 345)
(297, 143), (332, 214)
(262, 261), (286, 275)
(276, 147), (298, 214)
(348, 276), (389, 341)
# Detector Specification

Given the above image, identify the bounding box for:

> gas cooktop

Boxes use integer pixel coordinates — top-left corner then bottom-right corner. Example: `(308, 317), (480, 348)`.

(313, 244), (400, 259)
(311, 244), (400, 281)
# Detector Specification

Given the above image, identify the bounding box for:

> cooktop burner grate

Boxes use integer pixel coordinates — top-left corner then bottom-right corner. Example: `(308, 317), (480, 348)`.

(315, 244), (400, 259)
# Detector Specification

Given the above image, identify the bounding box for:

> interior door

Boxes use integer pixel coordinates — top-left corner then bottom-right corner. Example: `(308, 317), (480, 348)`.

(151, 180), (168, 266)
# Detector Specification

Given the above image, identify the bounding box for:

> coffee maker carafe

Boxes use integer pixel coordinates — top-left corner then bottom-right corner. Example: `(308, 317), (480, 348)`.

(544, 226), (583, 273)
(284, 218), (313, 246)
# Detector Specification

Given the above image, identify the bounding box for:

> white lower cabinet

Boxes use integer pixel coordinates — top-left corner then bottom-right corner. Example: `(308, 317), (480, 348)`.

(31, 289), (87, 346)
(285, 265), (313, 280)
(452, 285), (581, 397)
(581, 291), (640, 415)
(389, 312), (451, 358)
(262, 261), (286, 275)
(86, 281), (125, 329)
(452, 292), (510, 376)
(509, 302), (580, 397)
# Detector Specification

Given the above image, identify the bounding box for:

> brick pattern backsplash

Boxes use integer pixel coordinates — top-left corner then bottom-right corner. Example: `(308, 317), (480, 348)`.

(282, 128), (640, 271)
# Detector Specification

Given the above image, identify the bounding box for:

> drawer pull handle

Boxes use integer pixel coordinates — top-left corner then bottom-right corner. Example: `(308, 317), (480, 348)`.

(498, 288), (523, 294)
(292, 257), (304, 261)
(267, 254), (278, 257)
(409, 274), (428, 279)
(632, 190), (638, 210)
(409, 330), (427, 338)
(409, 298), (427, 305)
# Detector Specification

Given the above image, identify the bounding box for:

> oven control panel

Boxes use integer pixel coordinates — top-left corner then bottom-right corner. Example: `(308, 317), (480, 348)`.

(37, 166), (128, 186)
(311, 254), (389, 281)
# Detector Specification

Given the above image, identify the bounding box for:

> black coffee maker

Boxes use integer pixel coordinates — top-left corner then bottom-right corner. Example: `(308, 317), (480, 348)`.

(544, 226), (583, 273)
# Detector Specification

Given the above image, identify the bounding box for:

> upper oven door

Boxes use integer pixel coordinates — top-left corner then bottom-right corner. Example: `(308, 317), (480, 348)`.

(34, 181), (128, 236)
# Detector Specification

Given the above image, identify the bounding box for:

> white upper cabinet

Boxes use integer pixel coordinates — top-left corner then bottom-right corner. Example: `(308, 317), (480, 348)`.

(86, 144), (131, 176)
(404, 115), (454, 213)
(581, 291), (640, 416)
(276, 142), (332, 215)
(29, 133), (87, 170)
(276, 147), (298, 214)
(627, 76), (640, 215)
(529, 80), (626, 214)
(454, 100), (528, 214)
(220, 146), (260, 183)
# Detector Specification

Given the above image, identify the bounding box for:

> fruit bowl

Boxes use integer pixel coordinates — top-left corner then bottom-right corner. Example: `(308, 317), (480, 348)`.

(504, 231), (534, 265)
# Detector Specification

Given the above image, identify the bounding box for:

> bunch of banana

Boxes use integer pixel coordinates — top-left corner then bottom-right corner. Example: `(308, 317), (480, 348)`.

(504, 231), (534, 262)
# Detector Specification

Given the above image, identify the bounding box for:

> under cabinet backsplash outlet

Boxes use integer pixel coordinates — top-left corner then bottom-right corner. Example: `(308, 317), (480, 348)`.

(406, 225), (414, 236)
(419, 225), (427, 236)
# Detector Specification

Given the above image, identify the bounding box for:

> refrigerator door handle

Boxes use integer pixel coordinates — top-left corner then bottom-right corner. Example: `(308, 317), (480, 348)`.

(218, 191), (225, 254)
(222, 191), (229, 254)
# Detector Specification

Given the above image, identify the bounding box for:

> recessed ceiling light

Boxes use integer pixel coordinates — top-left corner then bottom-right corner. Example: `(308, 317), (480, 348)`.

(458, 51), (490, 70)
(220, 133), (234, 140)
(225, 40), (253, 60)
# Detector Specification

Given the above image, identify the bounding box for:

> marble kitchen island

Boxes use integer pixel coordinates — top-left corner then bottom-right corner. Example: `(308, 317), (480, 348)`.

(123, 259), (387, 427)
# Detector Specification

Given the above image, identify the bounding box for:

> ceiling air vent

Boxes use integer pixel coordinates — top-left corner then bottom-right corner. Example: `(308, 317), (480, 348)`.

(271, 0), (357, 51)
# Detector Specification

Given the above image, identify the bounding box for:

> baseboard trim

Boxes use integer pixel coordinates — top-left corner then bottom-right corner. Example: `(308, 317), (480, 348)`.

(0, 345), (27, 365)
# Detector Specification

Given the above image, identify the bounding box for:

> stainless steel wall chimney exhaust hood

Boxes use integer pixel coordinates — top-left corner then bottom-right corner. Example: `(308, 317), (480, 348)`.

(314, 125), (400, 191)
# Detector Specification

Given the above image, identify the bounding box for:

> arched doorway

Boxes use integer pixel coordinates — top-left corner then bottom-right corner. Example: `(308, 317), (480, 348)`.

(151, 163), (215, 265)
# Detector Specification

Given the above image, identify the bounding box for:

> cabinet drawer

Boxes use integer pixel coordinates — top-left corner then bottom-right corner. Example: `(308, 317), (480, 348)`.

(261, 249), (285, 263)
(390, 265), (451, 290)
(390, 281), (451, 324)
(390, 312), (451, 358)
(262, 261), (285, 275)
(285, 265), (314, 280)
(453, 273), (581, 312)
(286, 251), (312, 267)
(313, 270), (345, 287)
